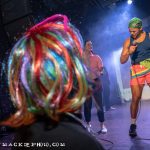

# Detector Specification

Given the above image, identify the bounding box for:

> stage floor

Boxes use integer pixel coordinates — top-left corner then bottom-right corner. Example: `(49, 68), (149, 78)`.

(1, 100), (150, 150)
(89, 100), (150, 150)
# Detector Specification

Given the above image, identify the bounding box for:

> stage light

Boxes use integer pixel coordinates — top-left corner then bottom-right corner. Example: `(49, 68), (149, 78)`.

(127, 0), (133, 5)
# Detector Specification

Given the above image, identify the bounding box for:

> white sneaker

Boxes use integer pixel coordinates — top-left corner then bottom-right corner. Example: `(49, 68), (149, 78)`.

(110, 106), (116, 110)
(86, 123), (92, 132)
(101, 125), (107, 134)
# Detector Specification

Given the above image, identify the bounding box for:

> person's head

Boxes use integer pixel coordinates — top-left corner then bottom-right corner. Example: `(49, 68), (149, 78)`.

(128, 17), (143, 39)
(3, 14), (89, 127)
(85, 40), (93, 54)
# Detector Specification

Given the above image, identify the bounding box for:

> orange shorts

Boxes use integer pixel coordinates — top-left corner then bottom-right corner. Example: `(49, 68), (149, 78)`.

(130, 65), (150, 85)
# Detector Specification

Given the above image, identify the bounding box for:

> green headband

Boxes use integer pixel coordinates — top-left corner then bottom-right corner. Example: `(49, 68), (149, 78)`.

(128, 17), (142, 28)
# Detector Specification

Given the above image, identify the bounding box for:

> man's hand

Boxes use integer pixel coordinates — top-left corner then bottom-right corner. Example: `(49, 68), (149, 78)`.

(128, 45), (137, 55)
(120, 38), (137, 64)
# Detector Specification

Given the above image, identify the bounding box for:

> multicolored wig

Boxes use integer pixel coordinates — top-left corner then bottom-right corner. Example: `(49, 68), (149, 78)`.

(1, 14), (89, 127)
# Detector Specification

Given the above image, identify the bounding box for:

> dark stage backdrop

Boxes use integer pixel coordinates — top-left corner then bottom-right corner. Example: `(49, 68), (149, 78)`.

(0, 0), (53, 121)
(0, 0), (35, 121)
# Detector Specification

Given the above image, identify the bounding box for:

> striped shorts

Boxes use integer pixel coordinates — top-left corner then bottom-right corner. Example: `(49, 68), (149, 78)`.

(130, 64), (150, 85)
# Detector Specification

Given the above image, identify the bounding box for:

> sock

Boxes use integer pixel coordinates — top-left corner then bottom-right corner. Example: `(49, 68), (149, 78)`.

(100, 122), (105, 128)
(131, 118), (136, 125)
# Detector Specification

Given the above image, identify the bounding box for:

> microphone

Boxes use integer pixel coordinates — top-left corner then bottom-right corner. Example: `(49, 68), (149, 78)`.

(132, 40), (137, 46)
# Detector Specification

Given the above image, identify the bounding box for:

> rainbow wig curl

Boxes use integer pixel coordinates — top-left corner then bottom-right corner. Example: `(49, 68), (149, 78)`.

(1, 14), (89, 127)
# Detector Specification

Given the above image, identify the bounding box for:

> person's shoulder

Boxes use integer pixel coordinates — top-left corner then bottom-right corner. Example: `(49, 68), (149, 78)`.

(62, 121), (104, 149)
(93, 54), (101, 59)
(123, 37), (130, 46)
(84, 136), (105, 150)
(96, 55), (103, 62)
(76, 129), (105, 150)
(125, 37), (130, 43)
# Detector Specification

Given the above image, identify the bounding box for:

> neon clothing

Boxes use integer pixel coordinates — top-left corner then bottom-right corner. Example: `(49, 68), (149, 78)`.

(140, 58), (150, 69)
(130, 64), (150, 85)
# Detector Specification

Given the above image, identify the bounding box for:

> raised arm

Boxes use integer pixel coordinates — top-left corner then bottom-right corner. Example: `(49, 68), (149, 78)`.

(120, 37), (138, 64)
(120, 38), (130, 64)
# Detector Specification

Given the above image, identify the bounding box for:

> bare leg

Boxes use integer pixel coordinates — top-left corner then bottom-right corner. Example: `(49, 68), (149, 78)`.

(130, 84), (144, 120)
(129, 84), (144, 137)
